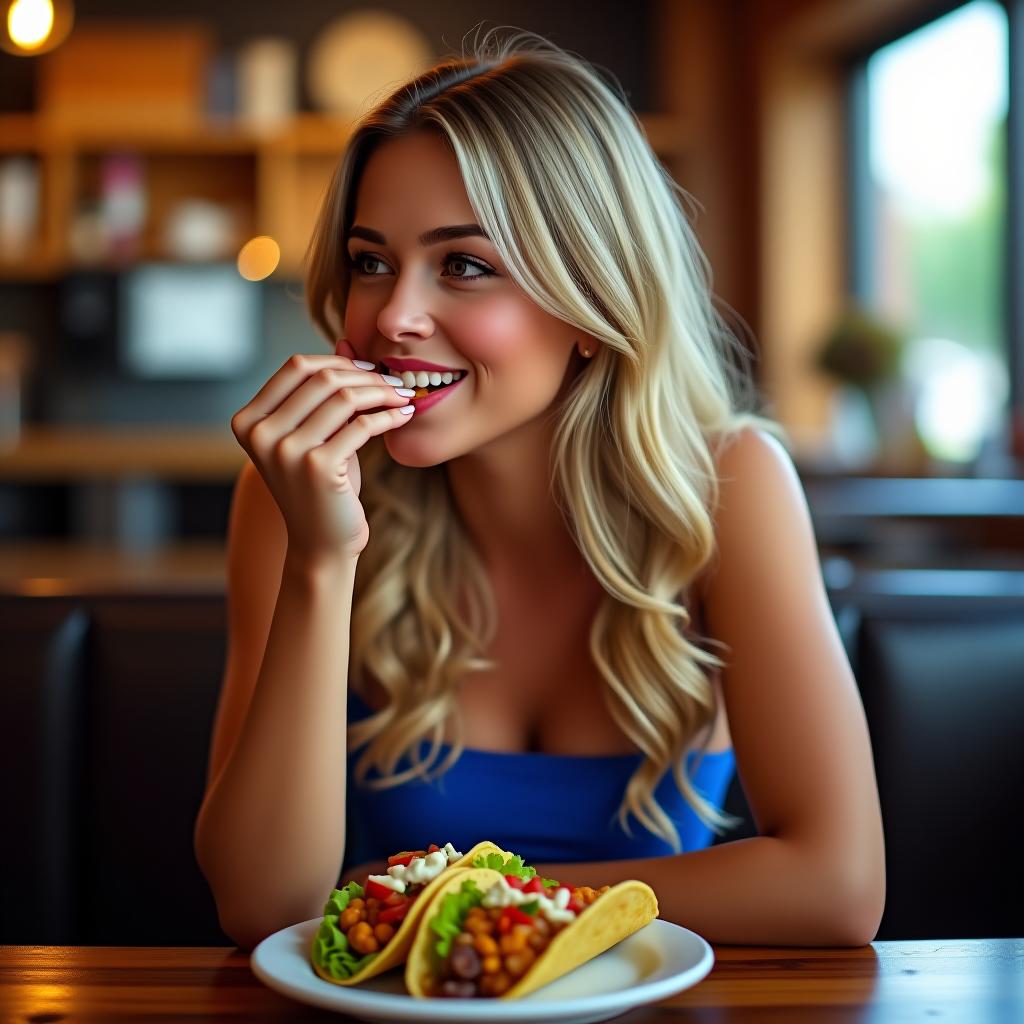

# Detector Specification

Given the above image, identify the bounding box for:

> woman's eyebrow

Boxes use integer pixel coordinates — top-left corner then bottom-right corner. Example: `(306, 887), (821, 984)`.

(347, 224), (490, 246)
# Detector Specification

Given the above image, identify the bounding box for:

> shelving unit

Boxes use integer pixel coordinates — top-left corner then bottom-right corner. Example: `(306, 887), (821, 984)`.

(0, 110), (689, 281)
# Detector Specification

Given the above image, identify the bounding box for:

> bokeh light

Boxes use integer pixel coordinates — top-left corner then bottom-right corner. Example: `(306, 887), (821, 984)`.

(237, 236), (281, 281)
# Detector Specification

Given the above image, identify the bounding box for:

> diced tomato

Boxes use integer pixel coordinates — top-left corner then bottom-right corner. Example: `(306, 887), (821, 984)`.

(523, 877), (545, 894)
(427, 843), (440, 854)
(383, 890), (407, 907)
(388, 850), (425, 867)
(568, 896), (585, 914)
(378, 899), (412, 924)
(364, 878), (396, 901)
(501, 906), (536, 928)
(503, 874), (526, 890)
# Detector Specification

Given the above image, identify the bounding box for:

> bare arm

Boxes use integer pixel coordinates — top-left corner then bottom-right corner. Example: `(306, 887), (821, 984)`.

(195, 351), (417, 950)
(541, 430), (885, 946)
(194, 460), (358, 950)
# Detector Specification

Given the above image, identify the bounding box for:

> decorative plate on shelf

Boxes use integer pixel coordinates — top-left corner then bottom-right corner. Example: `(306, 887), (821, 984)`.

(307, 11), (434, 119)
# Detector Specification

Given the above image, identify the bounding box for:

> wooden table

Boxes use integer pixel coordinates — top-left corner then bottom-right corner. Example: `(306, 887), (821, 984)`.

(1, 939), (1019, 1022)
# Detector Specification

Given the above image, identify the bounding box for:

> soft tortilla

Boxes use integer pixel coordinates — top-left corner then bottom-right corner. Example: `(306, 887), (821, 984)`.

(311, 840), (507, 986)
(405, 866), (659, 999)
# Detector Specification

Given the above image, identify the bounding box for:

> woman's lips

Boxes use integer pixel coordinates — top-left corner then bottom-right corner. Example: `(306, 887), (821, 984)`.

(406, 374), (466, 414)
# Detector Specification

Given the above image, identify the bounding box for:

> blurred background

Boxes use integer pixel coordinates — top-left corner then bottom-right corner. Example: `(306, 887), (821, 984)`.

(1, 0), (1022, 947)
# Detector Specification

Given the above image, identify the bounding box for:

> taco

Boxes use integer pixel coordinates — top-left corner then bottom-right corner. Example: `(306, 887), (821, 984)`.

(310, 840), (506, 985)
(405, 864), (659, 998)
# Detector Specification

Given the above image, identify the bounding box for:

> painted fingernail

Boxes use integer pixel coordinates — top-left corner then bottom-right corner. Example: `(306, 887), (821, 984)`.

(353, 359), (376, 370)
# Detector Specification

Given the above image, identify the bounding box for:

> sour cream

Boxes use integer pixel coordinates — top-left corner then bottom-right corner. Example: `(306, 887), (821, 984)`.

(367, 842), (464, 895)
(481, 875), (576, 925)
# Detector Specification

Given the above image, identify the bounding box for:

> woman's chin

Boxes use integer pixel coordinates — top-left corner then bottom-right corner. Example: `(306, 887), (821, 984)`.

(383, 430), (449, 468)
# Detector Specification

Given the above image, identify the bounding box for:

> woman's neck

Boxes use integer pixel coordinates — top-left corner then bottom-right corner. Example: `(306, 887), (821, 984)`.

(445, 416), (581, 581)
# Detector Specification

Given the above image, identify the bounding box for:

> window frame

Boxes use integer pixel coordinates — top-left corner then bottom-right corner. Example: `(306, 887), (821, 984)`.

(843, 0), (1020, 457)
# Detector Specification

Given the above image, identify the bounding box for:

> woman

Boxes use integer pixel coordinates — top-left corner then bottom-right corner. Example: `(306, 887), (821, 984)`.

(194, 29), (885, 951)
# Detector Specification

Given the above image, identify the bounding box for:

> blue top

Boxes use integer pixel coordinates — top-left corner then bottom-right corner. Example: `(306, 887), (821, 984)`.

(342, 690), (736, 870)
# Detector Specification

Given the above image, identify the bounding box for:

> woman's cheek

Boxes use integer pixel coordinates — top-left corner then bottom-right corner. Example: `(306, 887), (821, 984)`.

(454, 304), (531, 363)
(343, 296), (378, 351)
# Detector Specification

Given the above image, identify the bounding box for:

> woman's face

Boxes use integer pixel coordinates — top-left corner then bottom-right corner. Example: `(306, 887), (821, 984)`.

(343, 130), (582, 467)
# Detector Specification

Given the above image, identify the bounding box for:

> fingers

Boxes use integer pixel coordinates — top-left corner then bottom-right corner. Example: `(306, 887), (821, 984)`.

(232, 355), (383, 447)
(312, 404), (416, 470)
(283, 382), (415, 454)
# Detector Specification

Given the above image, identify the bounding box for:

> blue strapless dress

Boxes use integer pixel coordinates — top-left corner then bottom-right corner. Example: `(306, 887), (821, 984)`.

(342, 690), (736, 870)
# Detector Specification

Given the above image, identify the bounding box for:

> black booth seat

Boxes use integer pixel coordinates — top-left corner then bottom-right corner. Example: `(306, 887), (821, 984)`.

(1, 572), (1022, 946)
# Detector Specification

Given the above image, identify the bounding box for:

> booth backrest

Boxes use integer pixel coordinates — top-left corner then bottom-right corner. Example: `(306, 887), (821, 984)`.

(2, 578), (1022, 945)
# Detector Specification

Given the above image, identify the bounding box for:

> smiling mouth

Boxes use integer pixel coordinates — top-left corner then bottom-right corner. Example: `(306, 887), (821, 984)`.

(377, 363), (468, 396)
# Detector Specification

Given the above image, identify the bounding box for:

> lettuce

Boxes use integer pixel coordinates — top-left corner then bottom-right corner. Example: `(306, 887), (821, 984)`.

(323, 880), (364, 917)
(310, 881), (379, 980)
(471, 852), (558, 888)
(429, 879), (485, 959)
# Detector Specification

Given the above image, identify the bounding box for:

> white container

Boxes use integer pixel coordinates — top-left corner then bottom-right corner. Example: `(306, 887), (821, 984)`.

(0, 157), (40, 260)
(237, 37), (297, 131)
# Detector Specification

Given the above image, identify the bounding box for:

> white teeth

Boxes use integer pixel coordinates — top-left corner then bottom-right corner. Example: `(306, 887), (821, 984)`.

(388, 367), (462, 388)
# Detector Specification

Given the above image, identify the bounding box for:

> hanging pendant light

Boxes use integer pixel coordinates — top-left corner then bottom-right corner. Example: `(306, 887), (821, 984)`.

(2, 0), (73, 56)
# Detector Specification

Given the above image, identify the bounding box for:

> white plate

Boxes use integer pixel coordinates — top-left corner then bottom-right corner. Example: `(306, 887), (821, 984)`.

(251, 917), (714, 1024)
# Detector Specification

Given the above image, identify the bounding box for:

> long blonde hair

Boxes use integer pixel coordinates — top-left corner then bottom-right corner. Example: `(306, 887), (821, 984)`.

(306, 28), (788, 851)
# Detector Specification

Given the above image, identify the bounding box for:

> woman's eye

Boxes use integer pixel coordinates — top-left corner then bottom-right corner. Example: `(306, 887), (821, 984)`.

(442, 255), (493, 280)
(349, 252), (390, 275)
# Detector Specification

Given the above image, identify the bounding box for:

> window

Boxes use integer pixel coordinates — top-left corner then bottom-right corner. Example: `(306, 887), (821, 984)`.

(850, 0), (1010, 467)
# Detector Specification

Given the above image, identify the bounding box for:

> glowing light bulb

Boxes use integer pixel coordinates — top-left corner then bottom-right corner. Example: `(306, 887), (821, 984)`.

(237, 236), (281, 281)
(8, 0), (54, 51)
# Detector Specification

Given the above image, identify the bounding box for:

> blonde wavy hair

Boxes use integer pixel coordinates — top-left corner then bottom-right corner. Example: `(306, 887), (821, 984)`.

(306, 27), (789, 851)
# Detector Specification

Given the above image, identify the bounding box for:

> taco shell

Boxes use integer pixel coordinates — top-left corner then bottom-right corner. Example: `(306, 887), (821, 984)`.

(311, 840), (508, 986)
(405, 866), (659, 999)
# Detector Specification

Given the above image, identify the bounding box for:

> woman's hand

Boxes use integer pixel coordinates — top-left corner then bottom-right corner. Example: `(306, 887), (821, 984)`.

(230, 339), (416, 565)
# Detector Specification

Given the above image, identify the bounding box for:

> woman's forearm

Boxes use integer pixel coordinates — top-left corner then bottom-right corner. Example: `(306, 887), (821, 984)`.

(534, 835), (882, 947)
(194, 552), (358, 949)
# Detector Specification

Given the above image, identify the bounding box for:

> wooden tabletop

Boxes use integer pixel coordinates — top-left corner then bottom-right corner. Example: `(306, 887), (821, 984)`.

(0, 939), (1019, 1022)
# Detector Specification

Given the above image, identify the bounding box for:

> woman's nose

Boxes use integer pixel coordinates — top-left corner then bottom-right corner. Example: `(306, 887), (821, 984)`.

(376, 270), (435, 342)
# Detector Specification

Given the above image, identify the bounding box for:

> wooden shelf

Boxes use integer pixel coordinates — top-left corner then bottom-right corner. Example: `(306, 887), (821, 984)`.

(0, 427), (245, 482)
(0, 539), (226, 595)
(0, 110), (685, 157)
(0, 110), (690, 282)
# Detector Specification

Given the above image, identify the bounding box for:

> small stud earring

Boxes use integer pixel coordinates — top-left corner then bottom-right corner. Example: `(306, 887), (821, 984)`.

(582, 347), (592, 357)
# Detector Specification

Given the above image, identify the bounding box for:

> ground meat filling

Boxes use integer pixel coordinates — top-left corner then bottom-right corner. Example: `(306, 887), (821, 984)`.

(436, 885), (611, 998)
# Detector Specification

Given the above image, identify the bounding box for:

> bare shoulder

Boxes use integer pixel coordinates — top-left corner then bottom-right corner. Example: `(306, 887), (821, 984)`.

(713, 426), (802, 511)
(692, 427), (806, 605)
(696, 424), (885, 931)
(699, 424), (825, 660)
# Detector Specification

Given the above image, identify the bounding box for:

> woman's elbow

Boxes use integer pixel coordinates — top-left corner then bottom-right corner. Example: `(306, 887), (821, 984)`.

(823, 859), (886, 946)
(218, 908), (292, 952)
